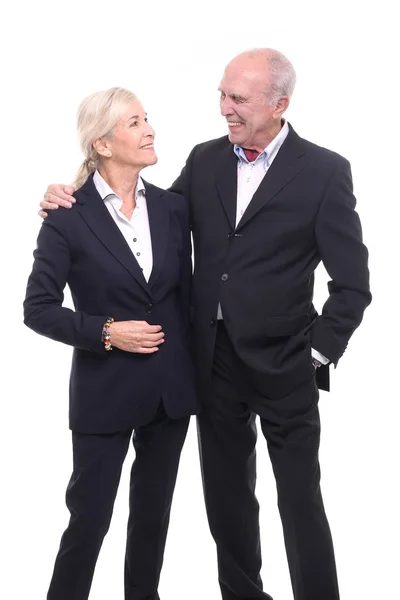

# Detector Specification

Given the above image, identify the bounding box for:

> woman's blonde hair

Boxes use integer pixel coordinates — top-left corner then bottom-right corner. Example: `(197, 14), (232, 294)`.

(73, 87), (136, 189)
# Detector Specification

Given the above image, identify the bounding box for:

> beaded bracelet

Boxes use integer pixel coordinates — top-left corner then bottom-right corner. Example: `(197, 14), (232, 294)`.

(102, 317), (114, 351)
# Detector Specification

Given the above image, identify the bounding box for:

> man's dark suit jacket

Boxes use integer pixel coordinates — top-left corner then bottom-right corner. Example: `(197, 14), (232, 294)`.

(170, 124), (372, 400)
(24, 175), (199, 433)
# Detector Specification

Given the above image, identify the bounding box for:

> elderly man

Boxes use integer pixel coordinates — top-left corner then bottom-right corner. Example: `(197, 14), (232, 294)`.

(40, 49), (371, 600)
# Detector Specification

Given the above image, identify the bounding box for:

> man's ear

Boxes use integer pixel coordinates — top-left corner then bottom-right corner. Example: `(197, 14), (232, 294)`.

(274, 96), (290, 119)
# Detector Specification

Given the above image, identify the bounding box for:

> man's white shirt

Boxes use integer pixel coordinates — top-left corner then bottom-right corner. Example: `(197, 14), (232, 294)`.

(234, 120), (290, 227)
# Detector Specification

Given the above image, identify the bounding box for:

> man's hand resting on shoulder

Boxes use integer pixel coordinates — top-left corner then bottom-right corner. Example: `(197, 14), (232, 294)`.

(39, 184), (76, 218)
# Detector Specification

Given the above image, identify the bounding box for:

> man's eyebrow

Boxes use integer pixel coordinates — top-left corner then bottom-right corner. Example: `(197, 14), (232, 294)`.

(218, 89), (246, 102)
(231, 93), (246, 101)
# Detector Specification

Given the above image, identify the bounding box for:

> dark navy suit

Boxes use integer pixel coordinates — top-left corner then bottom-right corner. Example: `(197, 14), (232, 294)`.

(24, 174), (199, 600)
(170, 125), (371, 600)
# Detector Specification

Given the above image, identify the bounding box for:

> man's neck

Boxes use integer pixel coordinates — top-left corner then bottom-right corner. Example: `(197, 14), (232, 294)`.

(250, 120), (285, 152)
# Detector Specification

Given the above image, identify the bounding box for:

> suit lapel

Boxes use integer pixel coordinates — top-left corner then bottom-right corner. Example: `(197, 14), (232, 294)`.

(215, 146), (238, 230)
(236, 126), (308, 231)
(75, 175), (152, 296)
(144, 182), (170, 289)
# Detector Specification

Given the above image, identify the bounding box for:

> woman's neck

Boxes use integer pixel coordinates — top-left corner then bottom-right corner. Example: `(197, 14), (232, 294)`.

(97, 164), (141, 206)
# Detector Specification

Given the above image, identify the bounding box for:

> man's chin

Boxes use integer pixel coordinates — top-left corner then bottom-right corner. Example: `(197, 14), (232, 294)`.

(228, 131), (244, 145)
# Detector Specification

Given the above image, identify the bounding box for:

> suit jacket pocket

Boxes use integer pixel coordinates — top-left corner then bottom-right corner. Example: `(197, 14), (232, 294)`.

(264, 314), (310, 337)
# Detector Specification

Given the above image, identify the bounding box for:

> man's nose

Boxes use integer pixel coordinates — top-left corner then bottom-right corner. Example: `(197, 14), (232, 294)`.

(220, 97), (234, 117)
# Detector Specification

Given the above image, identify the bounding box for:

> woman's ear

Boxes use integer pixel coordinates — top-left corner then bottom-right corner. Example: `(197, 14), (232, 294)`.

(93, 138), (112, 158)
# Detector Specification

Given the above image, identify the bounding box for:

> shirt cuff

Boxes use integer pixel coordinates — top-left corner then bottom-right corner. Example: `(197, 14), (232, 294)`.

(311, 348), (330, 365)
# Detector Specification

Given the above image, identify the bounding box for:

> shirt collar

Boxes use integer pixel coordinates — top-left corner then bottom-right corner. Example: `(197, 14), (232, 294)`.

(93, 170), (145, 201)
(233, 120), (289, 167)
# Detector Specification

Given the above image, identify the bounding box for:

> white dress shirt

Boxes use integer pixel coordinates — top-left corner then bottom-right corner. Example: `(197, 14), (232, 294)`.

(93, 170), (153, 282)
(218, 123), (328, 365)
(234, 120), (290, 226)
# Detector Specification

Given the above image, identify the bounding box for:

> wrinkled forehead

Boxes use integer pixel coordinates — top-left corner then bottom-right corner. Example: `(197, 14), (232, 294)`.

(219, 60), (270, 96)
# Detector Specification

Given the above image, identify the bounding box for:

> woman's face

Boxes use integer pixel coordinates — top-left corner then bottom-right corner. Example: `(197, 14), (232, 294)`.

(106, 98), (157, 169)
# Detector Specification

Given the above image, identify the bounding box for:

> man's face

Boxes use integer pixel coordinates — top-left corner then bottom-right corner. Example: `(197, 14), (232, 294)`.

(218, 58), (280, 151)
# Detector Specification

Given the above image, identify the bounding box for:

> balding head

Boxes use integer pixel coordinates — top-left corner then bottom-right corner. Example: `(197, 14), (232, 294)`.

(225, 48), (296, 105)
(218, 48), (295, 151)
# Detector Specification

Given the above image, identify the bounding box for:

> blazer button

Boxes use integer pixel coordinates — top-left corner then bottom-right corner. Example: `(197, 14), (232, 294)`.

(221, 273), (229, 282)
(146, 303), (154, 314)
(210, 318), (216, 327)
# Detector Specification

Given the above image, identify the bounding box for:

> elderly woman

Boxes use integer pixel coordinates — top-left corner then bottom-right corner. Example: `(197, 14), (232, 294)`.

(24, 87), (199, 600)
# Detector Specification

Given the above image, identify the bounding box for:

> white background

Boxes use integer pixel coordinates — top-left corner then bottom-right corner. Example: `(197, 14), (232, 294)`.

(1, 1), (399, 599)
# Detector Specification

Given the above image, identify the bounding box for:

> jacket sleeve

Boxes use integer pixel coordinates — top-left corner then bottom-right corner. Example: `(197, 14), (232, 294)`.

(170, 150), (195, 328)
(169, 145), (197, 196)
(23, 215), (107, 354)
(177, 199), (193, 329)
(311, 160), (372, 365)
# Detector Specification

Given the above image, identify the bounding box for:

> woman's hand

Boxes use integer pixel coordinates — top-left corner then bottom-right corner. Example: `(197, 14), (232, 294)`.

(109, 320), (165, 353)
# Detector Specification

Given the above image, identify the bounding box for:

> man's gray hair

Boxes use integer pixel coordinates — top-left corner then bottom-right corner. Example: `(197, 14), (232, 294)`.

(246, 48), (297, 105)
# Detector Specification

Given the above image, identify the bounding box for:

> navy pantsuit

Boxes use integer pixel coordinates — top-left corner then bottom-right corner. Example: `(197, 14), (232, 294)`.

(24, 175), (199, 599)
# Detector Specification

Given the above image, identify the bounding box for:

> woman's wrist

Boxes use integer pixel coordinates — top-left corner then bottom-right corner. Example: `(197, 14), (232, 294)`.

(101, 317), (114, 351)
